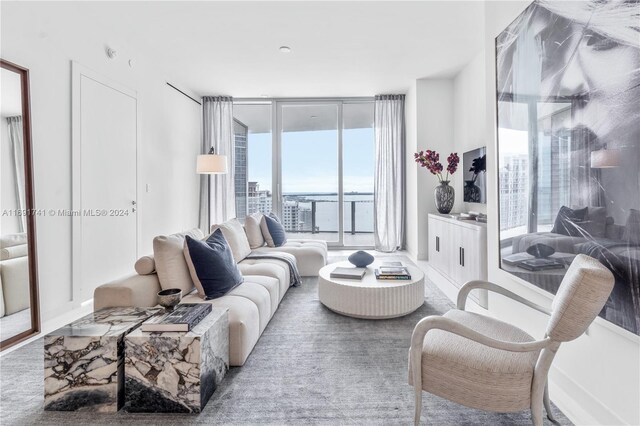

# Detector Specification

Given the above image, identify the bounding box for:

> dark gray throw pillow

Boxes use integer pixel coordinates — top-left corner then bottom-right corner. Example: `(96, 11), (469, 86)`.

(260, 213), (287, 247)
(183, 229), (244, 299)
(552, 206), (588, 237)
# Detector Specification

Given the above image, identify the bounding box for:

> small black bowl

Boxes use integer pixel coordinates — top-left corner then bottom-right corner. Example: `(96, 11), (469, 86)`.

(526, 243), (555, 259)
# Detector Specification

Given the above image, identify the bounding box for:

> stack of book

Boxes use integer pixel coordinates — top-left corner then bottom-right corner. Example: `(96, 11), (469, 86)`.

(330, 267), (366, 280)
(141, 303), (212, 332)
(375, 262), (412, 280)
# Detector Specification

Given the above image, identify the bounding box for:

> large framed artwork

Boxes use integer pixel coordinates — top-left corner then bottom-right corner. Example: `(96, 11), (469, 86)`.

(496, 1), (640, 335)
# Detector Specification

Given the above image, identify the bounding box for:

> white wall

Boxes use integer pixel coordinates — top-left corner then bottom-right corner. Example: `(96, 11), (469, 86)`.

(452, 52), (487, 215)
(405, 83), (418, 259)
(1, 2), (202, 322)
(406, 79), (455, 261)
(483, 2), (640, 425)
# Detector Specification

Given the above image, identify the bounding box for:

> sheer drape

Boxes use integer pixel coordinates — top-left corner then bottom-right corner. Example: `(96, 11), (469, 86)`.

(200, 96), (235, 230)
(570, 100), (604, 208)
(373, 95), (405, 252)
(6, 116), (26, 232)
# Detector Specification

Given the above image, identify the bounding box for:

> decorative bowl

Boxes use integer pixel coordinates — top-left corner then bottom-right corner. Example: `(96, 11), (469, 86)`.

(157, 288), (182, 310)
(526, 243), (555, 259)
(348, 250), (375, 268)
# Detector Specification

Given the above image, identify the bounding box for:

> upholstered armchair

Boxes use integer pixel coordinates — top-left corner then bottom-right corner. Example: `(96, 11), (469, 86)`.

(409, 254), (615, 426)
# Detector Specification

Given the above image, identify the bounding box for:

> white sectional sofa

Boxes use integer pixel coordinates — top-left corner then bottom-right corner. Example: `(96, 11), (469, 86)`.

(0, 233), (30, 318)
(94, 218), (327, 366)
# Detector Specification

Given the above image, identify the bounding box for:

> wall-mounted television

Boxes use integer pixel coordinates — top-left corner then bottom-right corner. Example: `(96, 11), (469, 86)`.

(462, 147), (486, 204)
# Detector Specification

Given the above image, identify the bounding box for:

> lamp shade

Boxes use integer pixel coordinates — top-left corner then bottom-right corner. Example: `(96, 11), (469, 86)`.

(590, 149), (621, 169)
(197, 154), (228, 174)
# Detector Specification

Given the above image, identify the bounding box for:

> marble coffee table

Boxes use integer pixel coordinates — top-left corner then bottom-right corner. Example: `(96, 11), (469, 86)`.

(318, 261), (425, 319)
(123, 307), (229, 413)
(44, 307), (162, 412)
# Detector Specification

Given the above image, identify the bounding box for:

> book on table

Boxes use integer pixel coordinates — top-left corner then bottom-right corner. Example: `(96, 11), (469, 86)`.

(330, 267), (366, 280)
(375, 264), (411, 280)
(141, 303), (212, 332)
(517, 258), (565, 271)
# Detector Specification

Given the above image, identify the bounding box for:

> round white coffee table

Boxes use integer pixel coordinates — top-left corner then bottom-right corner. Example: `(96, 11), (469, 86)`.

(318, 260), (425, 319)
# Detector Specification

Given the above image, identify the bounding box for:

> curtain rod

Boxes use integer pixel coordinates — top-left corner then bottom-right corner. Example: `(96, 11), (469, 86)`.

(166, 82), (201, 105)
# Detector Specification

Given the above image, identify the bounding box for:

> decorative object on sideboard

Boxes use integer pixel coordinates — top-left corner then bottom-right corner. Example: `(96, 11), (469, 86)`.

(463, 147), (486, 203)
(348, 250), (374, 268)
(415, 150), (459, 214)
(157, 288), (182, 311)
(526, 243), (555, 259)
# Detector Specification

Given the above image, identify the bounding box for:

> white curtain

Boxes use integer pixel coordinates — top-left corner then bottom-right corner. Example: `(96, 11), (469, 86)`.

(6, 116), (26, 232)
(373, 95), (405, 252)
(200, 96), (235, 230)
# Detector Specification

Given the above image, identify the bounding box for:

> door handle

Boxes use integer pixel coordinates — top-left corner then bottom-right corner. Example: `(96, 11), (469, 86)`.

(459, 247), (462, 266)
(461, 248), (465, 267)
(436, 236), (439, 252)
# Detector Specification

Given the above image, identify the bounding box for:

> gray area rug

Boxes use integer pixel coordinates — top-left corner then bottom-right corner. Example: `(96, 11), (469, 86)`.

(0, 262), (570, 425)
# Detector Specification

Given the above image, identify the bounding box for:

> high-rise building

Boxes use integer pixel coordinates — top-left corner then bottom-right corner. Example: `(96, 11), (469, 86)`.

(234, 119), (248, 219)
(499, 154), (529, 232)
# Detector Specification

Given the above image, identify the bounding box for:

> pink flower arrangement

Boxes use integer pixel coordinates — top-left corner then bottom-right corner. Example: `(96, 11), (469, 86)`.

(415, 150), (459, 182)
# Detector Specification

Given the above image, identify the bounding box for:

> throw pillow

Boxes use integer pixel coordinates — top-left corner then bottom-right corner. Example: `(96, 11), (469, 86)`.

(210, 218), (252, 263)
(260, 214), (287, 247)
(551, 206), (588, 237)
(134, 254), (156, 275)
(244, 213), (265, 249)
(153, 228), (204, 293)
(183, 229), (244, 299)
(623, 209), (640, 245)
(571, 206), (607, 239)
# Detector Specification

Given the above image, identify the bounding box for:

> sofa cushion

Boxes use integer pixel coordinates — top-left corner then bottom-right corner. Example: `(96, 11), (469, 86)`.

(511, 232), (585, 255)
(244, 213), (265, 249)
(0, 233), (27, 249)
(238, 259), (290, 302)
(0, 244), (28, 260)
(623, 209), (640, 245)
(210, 218), (252, 262)
(552, 206), (588, 237)
(0, 256), (30, 315)
(243, 275), (280, 318)
(134, 254), (156, 275)
(153, 228), (204, 293)
(183, 230), (244, 299)
(93, 273), (161, 311)
(253, 240), (328, 276)
(261, 214), (287, 247)
(180, 293), (260, 367)
(228, 282), (271, 334)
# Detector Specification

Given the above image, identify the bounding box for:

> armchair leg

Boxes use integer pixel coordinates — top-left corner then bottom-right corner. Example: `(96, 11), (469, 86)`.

(544, 383), (557, 423)
(414, 386), (422, 426)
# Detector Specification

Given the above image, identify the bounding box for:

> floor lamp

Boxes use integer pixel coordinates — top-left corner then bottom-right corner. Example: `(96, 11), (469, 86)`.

(197, 147), (228, 228)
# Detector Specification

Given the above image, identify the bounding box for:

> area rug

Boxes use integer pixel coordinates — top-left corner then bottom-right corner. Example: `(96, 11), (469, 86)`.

(0, 260), (570, 425)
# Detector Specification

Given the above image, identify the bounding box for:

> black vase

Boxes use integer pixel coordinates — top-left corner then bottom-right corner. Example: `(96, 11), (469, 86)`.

(464, 180), (481, 203)
(435, 181), (455, 214)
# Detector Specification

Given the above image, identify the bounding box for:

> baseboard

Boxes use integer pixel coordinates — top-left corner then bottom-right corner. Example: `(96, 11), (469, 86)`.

(549, 366), (627, 426)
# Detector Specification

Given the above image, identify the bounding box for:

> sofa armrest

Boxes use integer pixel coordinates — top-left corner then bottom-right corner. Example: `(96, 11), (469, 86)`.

(93, 273), (161, 311)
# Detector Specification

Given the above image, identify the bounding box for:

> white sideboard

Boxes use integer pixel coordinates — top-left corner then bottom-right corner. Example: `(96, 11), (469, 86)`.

(427, 213), (488, 308)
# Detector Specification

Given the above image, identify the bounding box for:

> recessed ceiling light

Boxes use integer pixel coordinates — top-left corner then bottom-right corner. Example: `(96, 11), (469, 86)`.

(279, 46), (291, 53)
(310, 115), (317, 119)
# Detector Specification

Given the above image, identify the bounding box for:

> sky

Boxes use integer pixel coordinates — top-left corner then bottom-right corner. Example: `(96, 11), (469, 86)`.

(247, 128), (374, 194)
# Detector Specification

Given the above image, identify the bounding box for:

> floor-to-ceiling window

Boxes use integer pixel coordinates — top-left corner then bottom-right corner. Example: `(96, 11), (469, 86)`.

(233, 98), (374, 247)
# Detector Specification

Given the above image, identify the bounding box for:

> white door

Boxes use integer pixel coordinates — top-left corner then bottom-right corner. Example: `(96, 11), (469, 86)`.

(73, 64), (137, 301)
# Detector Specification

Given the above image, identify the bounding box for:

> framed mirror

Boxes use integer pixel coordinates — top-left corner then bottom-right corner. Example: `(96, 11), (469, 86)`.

(496, 2), (640, 335)
(0, 59), (40, 350)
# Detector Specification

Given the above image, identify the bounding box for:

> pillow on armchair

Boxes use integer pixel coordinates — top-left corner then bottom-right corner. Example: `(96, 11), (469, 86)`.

(552, 206), (588, 237)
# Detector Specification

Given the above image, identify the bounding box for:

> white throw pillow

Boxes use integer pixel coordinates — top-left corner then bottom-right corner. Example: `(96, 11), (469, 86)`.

(153, 228), (204, 293)
(244, 213), (265, 249)
(134, 254), (156, 275)
(210, 218), (252, 263)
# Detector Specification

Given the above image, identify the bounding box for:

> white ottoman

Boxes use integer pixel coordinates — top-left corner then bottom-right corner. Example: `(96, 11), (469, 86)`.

(318, 261), (425, 319)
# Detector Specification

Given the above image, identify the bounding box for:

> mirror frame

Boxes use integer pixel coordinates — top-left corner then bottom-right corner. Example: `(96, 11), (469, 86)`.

(0, 59), (40, 351)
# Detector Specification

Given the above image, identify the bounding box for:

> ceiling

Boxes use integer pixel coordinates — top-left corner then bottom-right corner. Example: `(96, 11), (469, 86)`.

(21, 1), (485, 99)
